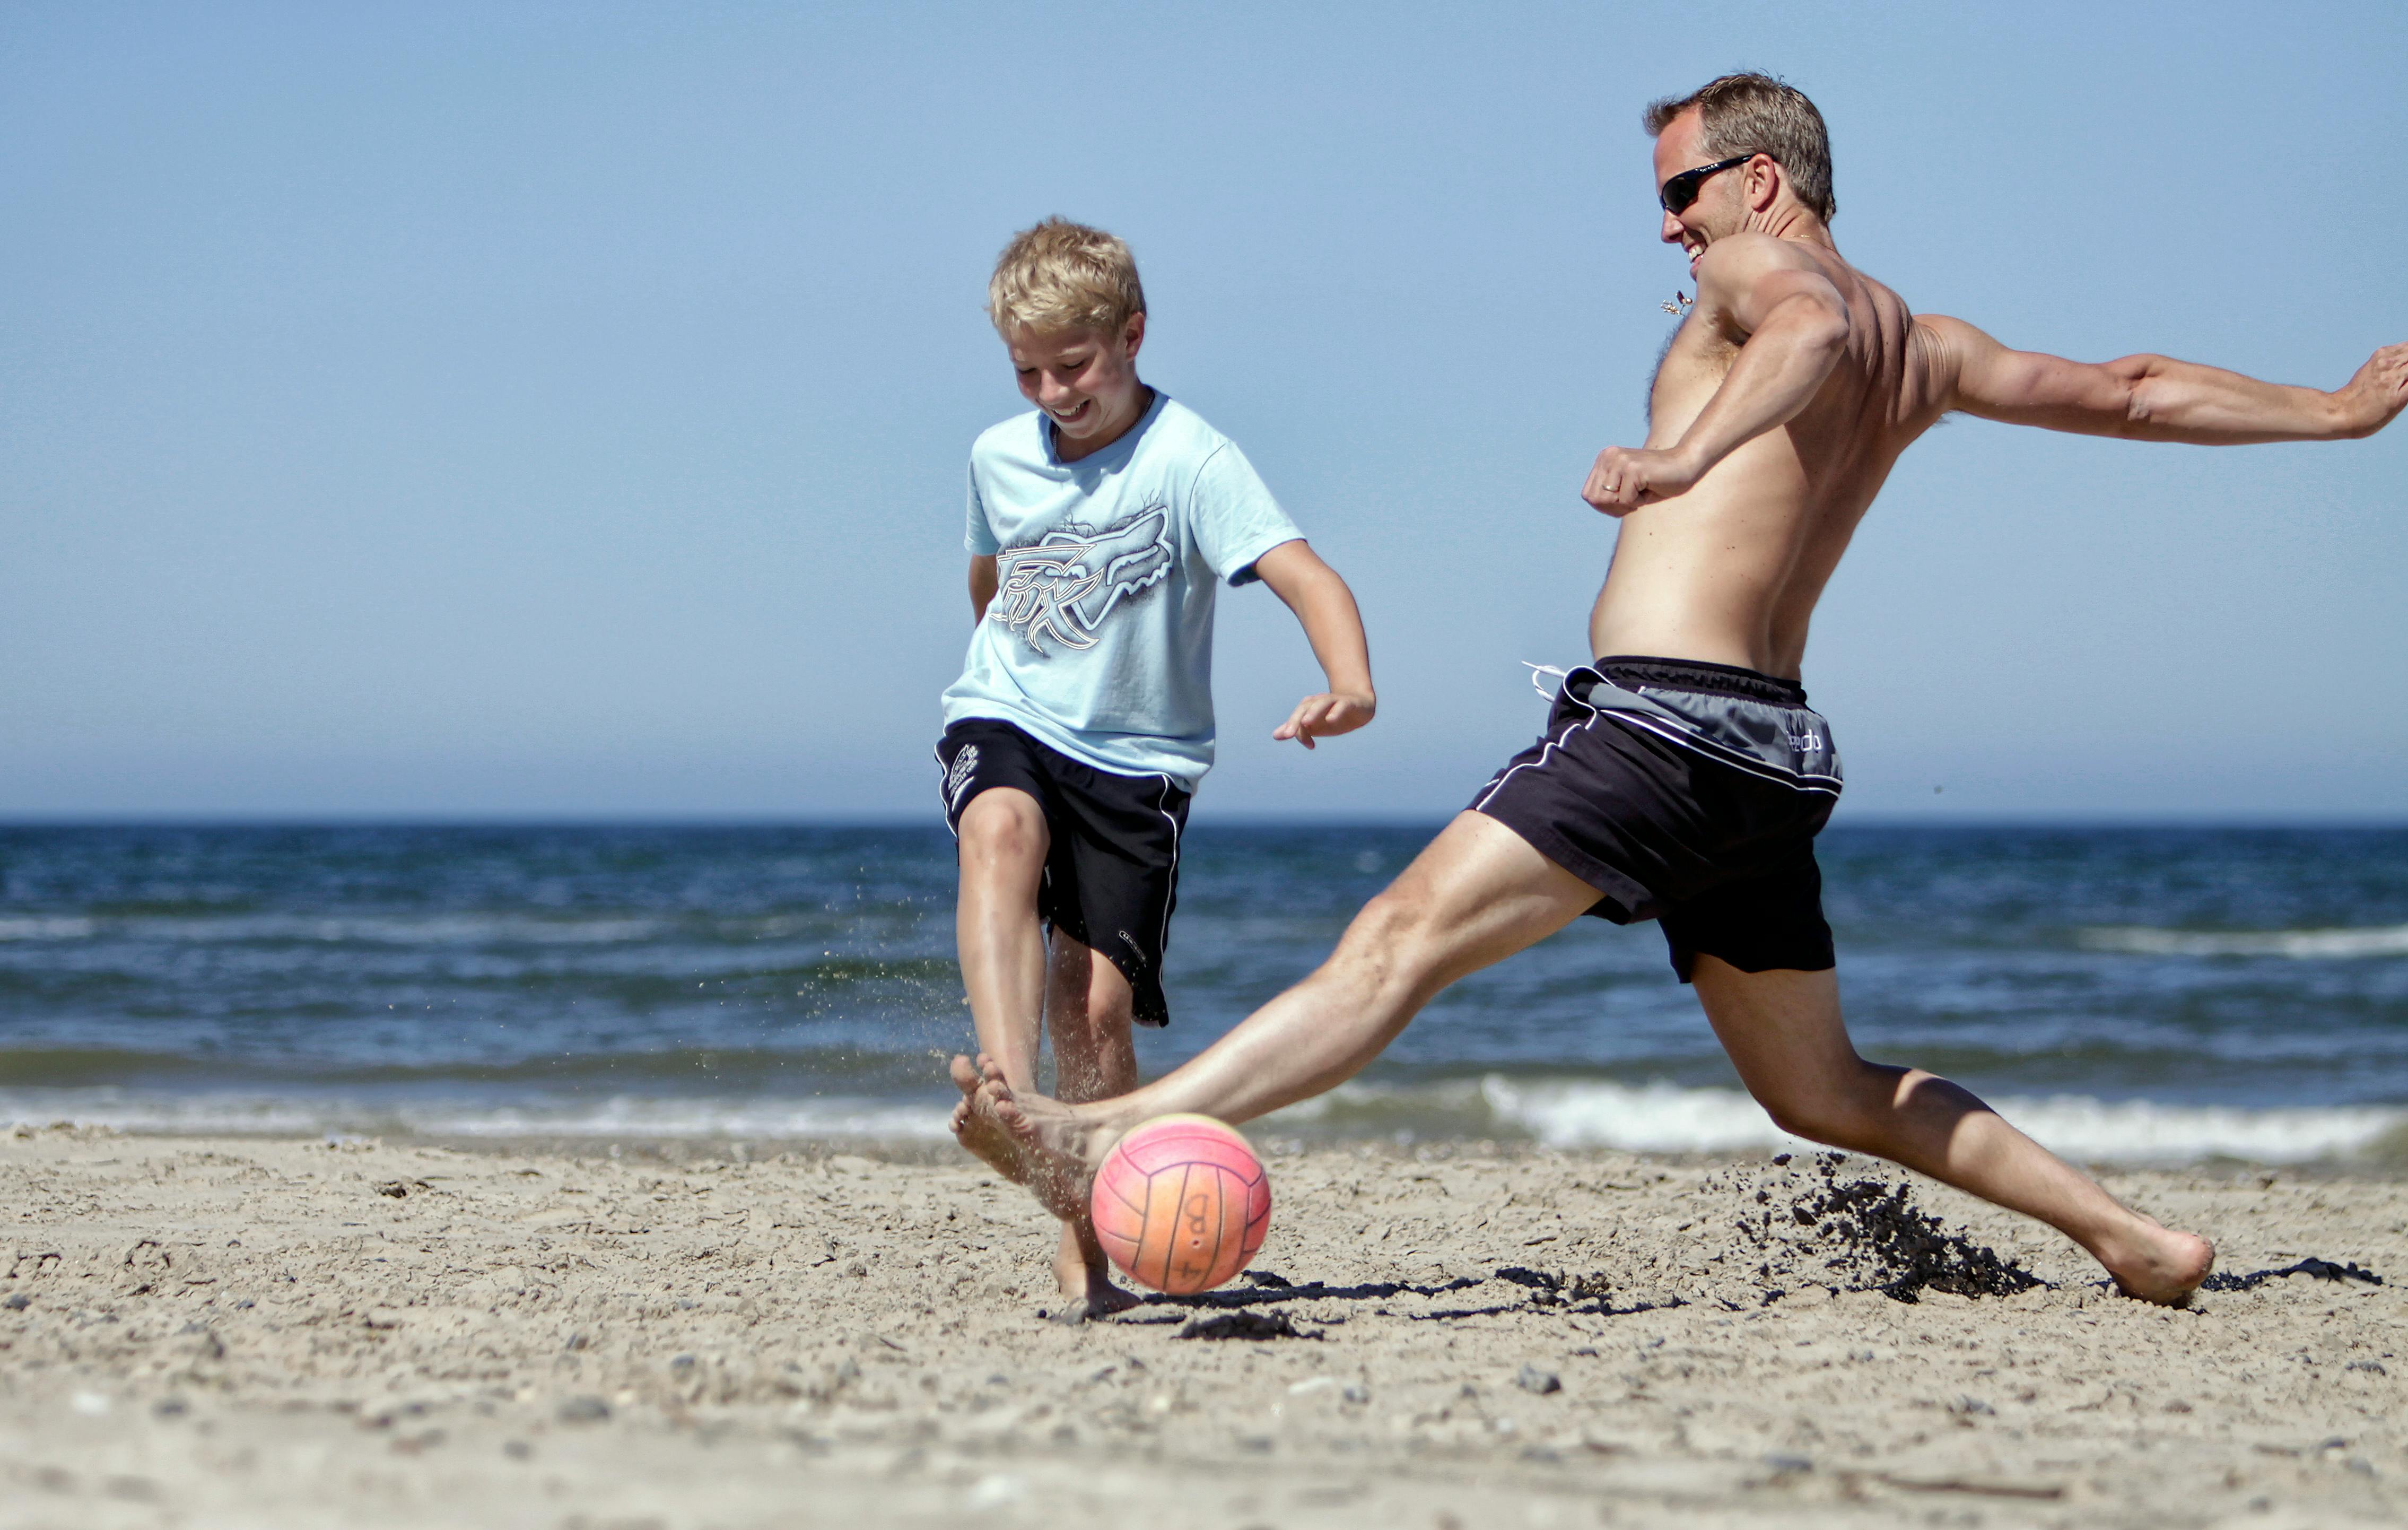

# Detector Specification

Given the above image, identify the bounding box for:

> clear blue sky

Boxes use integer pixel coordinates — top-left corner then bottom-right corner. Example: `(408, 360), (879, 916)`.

(4, 1), (2403, 821)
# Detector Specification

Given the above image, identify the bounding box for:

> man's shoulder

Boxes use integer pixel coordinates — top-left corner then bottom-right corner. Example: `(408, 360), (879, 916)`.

(1694, 231), (1803, 275)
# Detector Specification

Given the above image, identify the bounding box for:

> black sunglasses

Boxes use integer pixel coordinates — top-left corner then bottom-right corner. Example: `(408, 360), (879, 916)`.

(1658, 153), (1756, 215)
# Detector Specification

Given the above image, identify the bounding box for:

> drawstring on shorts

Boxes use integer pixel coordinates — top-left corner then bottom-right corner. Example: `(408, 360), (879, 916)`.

(1521, 661), (1574, 700)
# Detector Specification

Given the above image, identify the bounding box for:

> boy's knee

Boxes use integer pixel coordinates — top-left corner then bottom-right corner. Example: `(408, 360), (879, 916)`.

(959, 790), (1046, 862)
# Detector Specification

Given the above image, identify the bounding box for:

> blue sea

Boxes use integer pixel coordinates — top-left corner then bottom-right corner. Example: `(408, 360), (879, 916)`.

(2, 824), (2405, 1164)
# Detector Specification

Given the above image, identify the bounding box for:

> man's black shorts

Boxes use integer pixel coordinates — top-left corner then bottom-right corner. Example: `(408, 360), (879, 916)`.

(1469, 656), (1844, 983)
(935, 718), (1190, 1026)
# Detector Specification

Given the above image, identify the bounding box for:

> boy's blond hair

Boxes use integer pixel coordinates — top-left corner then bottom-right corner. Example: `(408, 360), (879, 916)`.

(987, 218), (1147, 338)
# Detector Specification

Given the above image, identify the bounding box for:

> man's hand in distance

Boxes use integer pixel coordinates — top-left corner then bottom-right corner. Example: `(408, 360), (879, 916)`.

(2336, 342), (2408, 438)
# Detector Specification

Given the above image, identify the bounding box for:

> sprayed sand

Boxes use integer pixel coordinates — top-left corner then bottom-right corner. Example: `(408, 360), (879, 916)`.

(2, 1125), (2403, 1528)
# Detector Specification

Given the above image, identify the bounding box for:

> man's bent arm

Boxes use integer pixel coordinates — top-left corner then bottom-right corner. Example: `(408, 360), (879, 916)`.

(1251, 540), (1376, 749)
(1927, 315), (2408, 444)
(1669, 254), (1852, 471)
(1584, 238), (1849, 512)
(969, 555), (998, 623)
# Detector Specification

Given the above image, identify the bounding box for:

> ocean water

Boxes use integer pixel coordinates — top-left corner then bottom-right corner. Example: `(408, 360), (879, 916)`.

(2, 824), (2405, 1164)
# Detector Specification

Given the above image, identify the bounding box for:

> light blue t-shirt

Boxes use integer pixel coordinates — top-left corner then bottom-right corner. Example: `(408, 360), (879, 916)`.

(941, 391), (1303, 790)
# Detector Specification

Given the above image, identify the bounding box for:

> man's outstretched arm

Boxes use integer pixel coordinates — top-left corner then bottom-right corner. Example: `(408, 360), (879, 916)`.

(1924, 315), (2408, 444)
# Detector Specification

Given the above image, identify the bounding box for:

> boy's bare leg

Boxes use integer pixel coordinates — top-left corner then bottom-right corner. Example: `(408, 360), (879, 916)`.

(947, 788), (1050, 1177)
(953, 811), (1603, 1215)
(1040, 934), (1142, 1317)
(1687, 959), (2215, 1303)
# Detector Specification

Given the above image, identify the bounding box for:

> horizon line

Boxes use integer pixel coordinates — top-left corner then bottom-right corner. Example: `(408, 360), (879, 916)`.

(3, 813), (2405, 831)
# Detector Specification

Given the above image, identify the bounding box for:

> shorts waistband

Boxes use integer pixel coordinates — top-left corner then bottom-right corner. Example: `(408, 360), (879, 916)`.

(1595, 654), (1808, 708)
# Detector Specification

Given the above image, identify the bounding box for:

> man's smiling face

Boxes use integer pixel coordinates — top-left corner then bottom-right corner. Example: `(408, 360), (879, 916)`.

(1653, 107), (1745, 277)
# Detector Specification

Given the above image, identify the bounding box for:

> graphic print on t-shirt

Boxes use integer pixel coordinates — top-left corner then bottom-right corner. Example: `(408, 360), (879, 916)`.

(991, 506), (1175, 655)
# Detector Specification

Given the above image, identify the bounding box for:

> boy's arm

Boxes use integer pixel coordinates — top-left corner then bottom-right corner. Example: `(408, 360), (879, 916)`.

(1249, 540), (1375, 750)
(1923, 314), (2408, 442)
(969, 555), (998, 623)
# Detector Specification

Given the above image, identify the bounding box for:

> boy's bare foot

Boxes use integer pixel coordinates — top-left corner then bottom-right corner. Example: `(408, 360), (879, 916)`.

(2098, 1216), (2216, 1306)
(972, 1074), (1122, 1224)
(947, 1054), (1028, 1183)
(1051, 1223), (1142, 1323)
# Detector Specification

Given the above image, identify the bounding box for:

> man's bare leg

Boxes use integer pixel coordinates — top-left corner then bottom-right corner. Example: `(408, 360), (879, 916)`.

(965, 812), (1603, 1219)
(1688, 958), (2215, 1305)
(946, 788), (1050, 1178)
(1039, 934), (1142, 1317)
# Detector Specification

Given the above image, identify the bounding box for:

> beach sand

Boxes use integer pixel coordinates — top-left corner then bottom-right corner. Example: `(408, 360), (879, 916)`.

(3, 1124), (2402, 1528)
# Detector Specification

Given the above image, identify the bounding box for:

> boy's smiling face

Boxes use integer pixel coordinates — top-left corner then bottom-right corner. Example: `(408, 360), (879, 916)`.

(1007, 314), (1149, 460)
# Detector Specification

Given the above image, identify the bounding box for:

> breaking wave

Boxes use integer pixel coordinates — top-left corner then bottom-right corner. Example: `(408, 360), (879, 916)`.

(0, 918), (99, 942)
(2080, 923), (2408, 959)
(4, 1075), (2401, 1164)
(0, 1088), (954, 1142)
(1270, 1075), (2406, 1164)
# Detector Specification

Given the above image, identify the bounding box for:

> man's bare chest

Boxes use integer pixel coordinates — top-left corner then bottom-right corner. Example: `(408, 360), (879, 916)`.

(1646, 318), (1738, 433)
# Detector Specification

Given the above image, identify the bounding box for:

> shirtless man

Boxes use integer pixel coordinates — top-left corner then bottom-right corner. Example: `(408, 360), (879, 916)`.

(949, 73), (2408, 1306)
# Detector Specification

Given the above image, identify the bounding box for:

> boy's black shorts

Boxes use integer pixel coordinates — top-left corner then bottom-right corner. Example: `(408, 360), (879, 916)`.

(1469, 656), (1843, 983)
(935, 718), (1190, 1026)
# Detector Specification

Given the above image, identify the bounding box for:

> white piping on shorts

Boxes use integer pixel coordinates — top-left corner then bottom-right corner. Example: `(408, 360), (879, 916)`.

(1471, 706), (1607, 814)
(932, 741), (958, 838)
(1154, 773), (1182, 959)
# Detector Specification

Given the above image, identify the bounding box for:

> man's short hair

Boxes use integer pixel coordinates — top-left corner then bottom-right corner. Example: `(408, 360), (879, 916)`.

(987, 218), (1147, 337)
(1643, 73), (1836, 223)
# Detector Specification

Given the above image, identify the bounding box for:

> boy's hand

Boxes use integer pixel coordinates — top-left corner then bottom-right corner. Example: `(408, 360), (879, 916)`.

(1273, 691), (1375, 749)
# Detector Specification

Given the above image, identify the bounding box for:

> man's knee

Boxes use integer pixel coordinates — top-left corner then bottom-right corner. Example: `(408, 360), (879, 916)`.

(1752, 1064), (1888, 1149)
(1331, 884), (1445, 989)
(1759, 1094), (1854, 1148)
(1347, 882), (1426, 944)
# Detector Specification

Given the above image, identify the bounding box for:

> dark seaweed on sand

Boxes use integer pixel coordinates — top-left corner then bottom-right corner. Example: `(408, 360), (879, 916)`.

(1720, 1153), (2044, 1302)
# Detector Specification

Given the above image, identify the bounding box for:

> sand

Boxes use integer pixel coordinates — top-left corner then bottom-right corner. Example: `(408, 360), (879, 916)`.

(3, 1122), (2403, 1529)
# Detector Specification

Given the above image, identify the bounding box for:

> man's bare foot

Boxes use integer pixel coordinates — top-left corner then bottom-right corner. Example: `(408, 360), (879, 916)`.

(2097, 1216), (2216, 1306)
(947, 1054), (1028, 1184)
(973, 1074), (1121, 1224)
(1049, 1222), (1142, 1324)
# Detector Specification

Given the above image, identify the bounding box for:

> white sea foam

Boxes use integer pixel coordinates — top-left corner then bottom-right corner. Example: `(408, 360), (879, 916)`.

(1482, 1077), (2403, 1163)
(0, 1090), (954, 1143)
(5, 1080), (2400, 1165)
(2080, 923), (2408, 959)
(110, 914), (671, 946)
(1272, 1075), (2406, 1164)
(0, 917), (98, 941)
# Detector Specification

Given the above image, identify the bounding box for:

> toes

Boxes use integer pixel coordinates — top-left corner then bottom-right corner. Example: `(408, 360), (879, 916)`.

(948, 1054), (983, 1096)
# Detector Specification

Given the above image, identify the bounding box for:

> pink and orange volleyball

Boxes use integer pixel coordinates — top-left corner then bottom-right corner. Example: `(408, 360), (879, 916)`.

(1089, 1114), (1272, 1294)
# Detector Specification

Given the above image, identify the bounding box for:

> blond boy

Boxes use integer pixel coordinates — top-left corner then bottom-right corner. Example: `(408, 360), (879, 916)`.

(937, 219), (1375, 1316)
